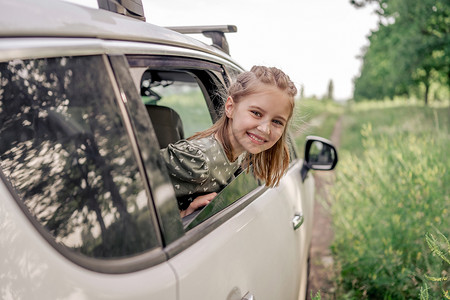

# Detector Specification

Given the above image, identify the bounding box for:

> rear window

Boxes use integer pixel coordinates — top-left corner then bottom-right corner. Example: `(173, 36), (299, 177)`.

(0, 55), (160, 259)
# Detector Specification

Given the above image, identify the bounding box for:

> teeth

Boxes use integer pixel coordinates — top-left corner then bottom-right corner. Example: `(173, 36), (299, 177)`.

(249, 133), (264, 142)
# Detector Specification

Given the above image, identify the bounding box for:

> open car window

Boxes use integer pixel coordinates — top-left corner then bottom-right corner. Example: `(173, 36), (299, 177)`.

(127, 56), (223, 148)
(126, 56), (265, 235)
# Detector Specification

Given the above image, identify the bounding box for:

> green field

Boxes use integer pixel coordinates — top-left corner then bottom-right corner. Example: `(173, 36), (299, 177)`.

(301, 99), (449, 299)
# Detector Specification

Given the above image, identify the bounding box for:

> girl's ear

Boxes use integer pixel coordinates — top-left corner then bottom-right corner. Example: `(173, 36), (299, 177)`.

(225, 96), (235, 118)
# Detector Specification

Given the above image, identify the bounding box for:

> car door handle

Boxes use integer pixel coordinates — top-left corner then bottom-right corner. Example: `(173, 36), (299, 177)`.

(292, 213), (304, 230)
(242, 292), (255, 300)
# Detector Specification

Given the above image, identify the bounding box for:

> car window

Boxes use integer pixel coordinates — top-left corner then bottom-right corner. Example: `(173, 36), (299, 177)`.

(0, 55), (160, 260)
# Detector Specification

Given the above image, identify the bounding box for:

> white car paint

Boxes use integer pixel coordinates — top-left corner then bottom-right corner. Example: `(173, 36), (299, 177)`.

(0, 180), (177, 300)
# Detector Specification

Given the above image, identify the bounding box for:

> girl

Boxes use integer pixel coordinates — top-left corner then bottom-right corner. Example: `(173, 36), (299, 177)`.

(161, 66), (297, 217)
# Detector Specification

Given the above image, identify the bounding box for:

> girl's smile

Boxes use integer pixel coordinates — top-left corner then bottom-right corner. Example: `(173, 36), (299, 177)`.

(247, 132), (266, 144)
(225, 85), (292, 160)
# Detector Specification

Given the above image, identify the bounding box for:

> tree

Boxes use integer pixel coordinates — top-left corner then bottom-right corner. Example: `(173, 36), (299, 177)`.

(351, 0), (450, 103)
(327, 79), (334, 101)
(354, 24), (405, 101)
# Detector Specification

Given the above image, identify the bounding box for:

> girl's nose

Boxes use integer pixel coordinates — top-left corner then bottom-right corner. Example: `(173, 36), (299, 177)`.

(257, 122), (271, 135)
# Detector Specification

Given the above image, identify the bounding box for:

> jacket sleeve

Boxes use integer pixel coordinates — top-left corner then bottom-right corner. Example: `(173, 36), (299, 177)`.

(160, 139), (210, 184)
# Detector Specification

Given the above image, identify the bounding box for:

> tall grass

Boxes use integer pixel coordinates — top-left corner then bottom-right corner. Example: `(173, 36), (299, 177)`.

(330, 101), (449, 298)
(420, 230), (450, 299)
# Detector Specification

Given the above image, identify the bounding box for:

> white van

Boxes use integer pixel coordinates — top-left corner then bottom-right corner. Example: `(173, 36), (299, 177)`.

(0, 0), (337, 299)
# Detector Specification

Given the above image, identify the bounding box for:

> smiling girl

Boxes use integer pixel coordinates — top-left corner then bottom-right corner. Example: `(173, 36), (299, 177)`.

(161, 66), (297, 217)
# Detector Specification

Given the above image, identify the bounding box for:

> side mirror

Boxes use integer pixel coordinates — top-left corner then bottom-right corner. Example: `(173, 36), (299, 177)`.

(301, 136), (338, 182)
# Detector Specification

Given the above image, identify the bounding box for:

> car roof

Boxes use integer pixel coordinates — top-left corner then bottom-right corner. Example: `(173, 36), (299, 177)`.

(0, 0), (236, 63)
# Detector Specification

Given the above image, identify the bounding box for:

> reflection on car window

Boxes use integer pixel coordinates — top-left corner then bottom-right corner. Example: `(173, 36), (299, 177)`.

(0, 56), (159, 258)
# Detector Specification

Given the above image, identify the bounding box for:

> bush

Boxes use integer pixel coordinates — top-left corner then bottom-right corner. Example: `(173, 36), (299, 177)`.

(330, 102), (449, 298)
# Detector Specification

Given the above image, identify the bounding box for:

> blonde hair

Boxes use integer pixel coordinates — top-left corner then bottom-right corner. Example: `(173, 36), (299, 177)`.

(191, 66), (297, 187)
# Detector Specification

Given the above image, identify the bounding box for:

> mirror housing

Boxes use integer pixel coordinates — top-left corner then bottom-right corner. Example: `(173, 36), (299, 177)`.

(301, 136), (338, 182)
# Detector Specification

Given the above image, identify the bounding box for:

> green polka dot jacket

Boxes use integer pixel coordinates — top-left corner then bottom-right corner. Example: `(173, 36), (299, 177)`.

(160, 135), (243, 210)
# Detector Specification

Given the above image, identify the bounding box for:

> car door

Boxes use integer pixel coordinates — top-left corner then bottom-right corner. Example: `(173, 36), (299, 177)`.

(0, 50), (178, 299)
(121, 53), (312, 300)
(170, 165), (309, 300)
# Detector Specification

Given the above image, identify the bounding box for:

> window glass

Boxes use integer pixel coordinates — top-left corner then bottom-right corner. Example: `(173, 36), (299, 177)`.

(0, 56), (159, 258)
(183, 169), (260, 229)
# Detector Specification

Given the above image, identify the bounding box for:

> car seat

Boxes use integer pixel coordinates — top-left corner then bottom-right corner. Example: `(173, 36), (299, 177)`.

(146, 105), (184, 149)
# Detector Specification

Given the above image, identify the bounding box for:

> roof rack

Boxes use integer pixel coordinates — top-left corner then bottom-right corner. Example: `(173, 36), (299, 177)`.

(166, 25), (237, 55)
(98, 0), (146, 21)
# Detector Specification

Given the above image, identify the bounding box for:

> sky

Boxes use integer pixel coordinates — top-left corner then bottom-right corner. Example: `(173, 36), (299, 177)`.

(65, 0), (379, 100)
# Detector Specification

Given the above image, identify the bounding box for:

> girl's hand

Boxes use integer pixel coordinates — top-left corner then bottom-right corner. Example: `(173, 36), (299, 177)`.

(180, 192), (217, 218)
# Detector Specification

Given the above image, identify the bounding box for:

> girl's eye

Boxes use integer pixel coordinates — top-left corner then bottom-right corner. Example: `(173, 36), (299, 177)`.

(272, 119), (284, 126)
(251, 111), (261, 117)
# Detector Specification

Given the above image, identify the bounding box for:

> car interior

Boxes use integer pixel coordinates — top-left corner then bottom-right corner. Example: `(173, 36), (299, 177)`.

(145, 105), (184, 149)
(137, 69), (214, 149)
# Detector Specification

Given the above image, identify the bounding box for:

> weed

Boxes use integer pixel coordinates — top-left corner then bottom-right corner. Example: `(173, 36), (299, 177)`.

(311, 290), (322, 300)
(329, 100), (449, 298)
(420, 230), (450, 299)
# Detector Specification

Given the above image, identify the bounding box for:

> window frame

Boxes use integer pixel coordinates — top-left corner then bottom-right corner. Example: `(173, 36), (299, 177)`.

(126, 55), (227, 121)
(109, 55), (186, 245)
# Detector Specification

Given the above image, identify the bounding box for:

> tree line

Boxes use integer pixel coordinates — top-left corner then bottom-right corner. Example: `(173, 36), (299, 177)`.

(352, 0), (449, 104)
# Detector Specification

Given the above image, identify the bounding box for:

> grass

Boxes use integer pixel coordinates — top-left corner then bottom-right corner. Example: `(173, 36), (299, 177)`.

(420, 230), (450, 299)
(328, 100), (449, 299)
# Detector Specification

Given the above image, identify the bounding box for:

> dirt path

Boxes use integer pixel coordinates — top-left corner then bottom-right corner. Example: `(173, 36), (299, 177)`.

(306, 116), (343, 299)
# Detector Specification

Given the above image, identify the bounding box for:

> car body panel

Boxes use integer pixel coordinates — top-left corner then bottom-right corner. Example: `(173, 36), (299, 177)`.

(169, 163), (312, 300)
(0, 178), (177, 300)
(0, 0), (234, 63)
(0, 38), (242, 70)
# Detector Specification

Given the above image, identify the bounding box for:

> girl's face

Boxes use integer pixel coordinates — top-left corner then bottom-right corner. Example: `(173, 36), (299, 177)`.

(225, 86), (292, 159)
